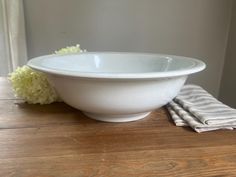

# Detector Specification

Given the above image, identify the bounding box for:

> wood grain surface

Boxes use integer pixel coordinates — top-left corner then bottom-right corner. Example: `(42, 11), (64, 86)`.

(0, 77), (236, 177)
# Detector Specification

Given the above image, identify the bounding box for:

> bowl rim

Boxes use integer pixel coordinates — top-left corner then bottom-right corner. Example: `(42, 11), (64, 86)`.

(27, 52), (206, 79)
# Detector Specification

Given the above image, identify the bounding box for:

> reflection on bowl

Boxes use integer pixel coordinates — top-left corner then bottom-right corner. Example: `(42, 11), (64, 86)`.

(28, 52), (205, 122)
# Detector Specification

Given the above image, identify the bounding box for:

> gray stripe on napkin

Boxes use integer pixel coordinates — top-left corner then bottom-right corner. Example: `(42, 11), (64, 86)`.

(167, 84), (236, 132)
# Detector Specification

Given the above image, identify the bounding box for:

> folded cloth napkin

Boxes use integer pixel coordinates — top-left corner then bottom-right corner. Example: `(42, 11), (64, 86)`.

(167, 84), (236, 133)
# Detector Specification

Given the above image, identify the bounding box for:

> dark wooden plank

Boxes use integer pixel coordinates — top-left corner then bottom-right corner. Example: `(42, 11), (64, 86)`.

(0, 100), (84, 129)
(1, 147), (236, 177)
(0, 118), (235, 160)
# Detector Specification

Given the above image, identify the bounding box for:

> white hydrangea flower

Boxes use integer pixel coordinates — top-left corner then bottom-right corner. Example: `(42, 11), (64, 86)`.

(55, 44), (86, 54)
(9, 66), (60, 104)
(9, 44), (86, 104)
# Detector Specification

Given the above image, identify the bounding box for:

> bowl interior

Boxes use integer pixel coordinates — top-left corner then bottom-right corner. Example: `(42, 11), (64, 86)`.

(28, 52), (205, 78)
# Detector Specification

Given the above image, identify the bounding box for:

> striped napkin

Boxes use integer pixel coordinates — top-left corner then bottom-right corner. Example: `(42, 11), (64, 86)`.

(167, 85), (236, 133)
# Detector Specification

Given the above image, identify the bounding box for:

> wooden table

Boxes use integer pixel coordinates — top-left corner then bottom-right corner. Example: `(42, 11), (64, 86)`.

(1, 77), (236, 177)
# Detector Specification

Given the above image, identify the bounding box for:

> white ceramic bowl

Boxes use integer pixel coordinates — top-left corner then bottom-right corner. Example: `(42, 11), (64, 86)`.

(28, 52), (205, 122)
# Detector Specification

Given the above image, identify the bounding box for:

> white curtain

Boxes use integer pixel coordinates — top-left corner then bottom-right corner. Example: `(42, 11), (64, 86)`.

(0, 0), (27, 76)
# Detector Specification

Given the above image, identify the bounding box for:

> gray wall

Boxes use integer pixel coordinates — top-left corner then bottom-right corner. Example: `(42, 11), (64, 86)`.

(23, 0), (233, 97)
(219, 1), (236, 108)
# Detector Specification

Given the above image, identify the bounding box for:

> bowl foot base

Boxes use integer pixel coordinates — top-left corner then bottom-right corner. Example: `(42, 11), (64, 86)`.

(83, 111), (151, 122)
